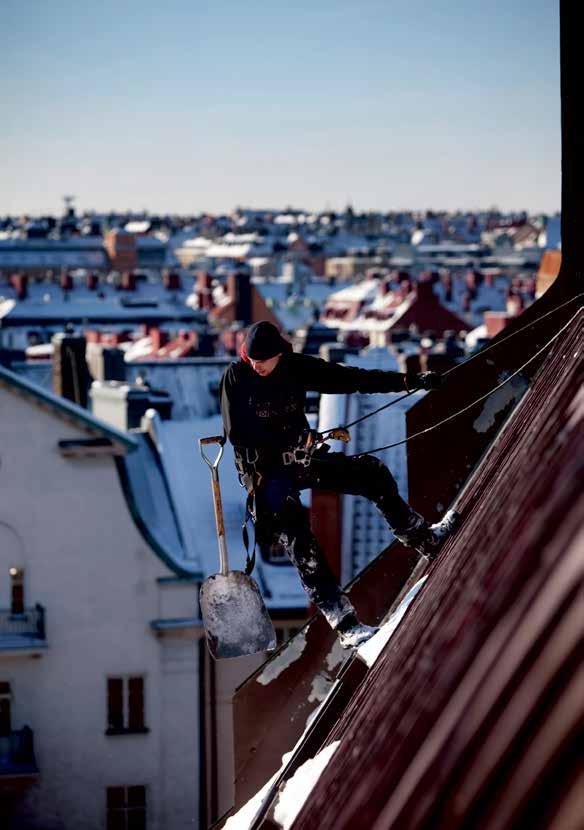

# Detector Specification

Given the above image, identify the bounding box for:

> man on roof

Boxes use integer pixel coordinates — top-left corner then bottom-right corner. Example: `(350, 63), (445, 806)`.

(220, 320), (458, 649)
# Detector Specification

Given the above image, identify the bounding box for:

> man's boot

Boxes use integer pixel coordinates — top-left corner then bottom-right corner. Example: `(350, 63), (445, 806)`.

(320, 597), (379, 649)
(336, 613), (379, 649)
(394, 509), (460, 560)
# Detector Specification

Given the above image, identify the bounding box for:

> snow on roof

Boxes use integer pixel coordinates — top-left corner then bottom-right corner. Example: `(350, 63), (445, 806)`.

(253, 281), (336, 332)
(357, 575), (427, 667)
(465, 323), (488, 349)
(124, 220), (151, 234)
(125, 359), (228, 420)
(433, 274), (508, 326)
(326, 279), (379, 304)
(0, 362), (138, 452)
(0, 278), (204, 325)
(0, 298), (16, 319)
(272, 742), (340, 830)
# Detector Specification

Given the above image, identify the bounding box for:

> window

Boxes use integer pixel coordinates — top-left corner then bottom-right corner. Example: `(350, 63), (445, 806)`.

(106, 677), (148, 735)
(9, 568), (24, 615)
(106, 785), (146, 830)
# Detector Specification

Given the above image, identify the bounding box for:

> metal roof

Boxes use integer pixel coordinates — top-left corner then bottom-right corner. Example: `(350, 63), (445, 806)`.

(0, 362), (138, 452)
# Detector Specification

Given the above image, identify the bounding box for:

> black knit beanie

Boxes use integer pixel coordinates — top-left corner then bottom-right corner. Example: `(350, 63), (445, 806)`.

(244, 321), (289, 360)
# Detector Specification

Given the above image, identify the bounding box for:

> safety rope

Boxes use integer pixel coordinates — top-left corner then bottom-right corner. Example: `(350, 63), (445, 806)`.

(319, 292), (583, 440)
(349, 305), (582, 458)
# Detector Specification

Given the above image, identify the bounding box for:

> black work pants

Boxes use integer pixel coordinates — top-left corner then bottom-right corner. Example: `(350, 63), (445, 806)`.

(253, 450), (420, 625)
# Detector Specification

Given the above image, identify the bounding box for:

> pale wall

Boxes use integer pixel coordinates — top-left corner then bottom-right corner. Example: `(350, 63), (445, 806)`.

(0, 389), (202, 829)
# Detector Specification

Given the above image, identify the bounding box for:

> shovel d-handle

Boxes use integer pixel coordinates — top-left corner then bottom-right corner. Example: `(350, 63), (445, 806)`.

(199, 436), (229, 576)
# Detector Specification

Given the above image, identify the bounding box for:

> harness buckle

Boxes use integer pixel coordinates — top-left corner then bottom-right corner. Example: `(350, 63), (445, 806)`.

(282, 448), (311, 467)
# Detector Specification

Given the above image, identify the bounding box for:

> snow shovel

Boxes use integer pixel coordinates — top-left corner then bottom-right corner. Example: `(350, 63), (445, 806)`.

(198, 435), (276, 660)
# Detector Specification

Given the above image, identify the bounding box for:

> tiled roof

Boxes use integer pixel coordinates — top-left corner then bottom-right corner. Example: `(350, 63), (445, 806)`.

(286, 309), (583, 830)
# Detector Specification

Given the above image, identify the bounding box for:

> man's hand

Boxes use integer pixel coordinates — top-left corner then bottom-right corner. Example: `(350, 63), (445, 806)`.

(405, 371), (443, 391)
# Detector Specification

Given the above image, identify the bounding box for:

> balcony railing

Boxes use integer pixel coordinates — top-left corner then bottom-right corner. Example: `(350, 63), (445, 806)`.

(0, 727), (39, 776)
(0, 605), (45, 641)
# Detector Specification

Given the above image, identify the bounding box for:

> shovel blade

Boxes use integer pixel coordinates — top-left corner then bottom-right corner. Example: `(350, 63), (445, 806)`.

(200, 571), (277, 659)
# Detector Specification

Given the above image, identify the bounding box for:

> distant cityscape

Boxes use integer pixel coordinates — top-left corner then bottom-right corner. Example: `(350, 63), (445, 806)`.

(0, 198), (562, 363)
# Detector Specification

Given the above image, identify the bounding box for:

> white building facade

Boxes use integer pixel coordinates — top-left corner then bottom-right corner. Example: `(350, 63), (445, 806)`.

(0, 368), (204, 829)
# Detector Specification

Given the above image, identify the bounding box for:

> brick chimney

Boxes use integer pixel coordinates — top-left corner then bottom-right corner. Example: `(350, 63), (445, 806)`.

(120, 271), (136, 291)
(196, 271), (213, 310)
(10, 273), (28, 300)
(60, 270), (73, 291)
(148, 326), (168, 352)
(103, 229), (138, 272)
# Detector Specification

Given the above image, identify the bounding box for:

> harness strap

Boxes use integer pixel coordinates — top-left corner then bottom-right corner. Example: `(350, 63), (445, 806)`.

(242, 490), (256, 575)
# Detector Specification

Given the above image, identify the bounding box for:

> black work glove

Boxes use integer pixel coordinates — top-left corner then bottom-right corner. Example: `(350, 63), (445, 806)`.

(405, 371), (443, 391)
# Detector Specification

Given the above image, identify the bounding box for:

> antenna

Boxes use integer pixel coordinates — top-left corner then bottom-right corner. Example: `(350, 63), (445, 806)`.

(63, 195), (76, 216)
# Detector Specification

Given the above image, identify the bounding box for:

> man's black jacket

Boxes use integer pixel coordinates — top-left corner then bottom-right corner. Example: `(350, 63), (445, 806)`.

(220, 352), (407, 452)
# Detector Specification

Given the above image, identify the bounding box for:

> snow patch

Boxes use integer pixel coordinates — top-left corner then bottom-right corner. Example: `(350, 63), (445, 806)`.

(256, 630), (308, 685)
(223, 771), (280, 830)
(325, 638), (345, 672)
(473, 376), (528, 433)
(273, 742), (341, 830)
(358, 576), (428, 668)
(308, 672), (333, 704)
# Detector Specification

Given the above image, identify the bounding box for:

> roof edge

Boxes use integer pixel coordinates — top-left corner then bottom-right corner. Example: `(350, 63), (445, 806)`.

(0, 363), (138, 452)
(114, 456), (202, 579)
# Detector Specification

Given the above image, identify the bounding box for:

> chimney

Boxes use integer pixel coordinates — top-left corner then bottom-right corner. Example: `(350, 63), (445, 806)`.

(227, 269), (252, 324)
(148, 326), (168, 352)
(163, 271), (181, 291)
(85, 343), (126, 382)
(90, 381), (173, 430)
(103, 229), (138, 272)
(52, 333), (92, 407)
(60, 270), (73, 291)
(10, 273), (28, 300)
(196, 271), (213, 310)
(120, 271), (136, 291)
(221, 329), (238, 354)
(506, 291), (524, 316)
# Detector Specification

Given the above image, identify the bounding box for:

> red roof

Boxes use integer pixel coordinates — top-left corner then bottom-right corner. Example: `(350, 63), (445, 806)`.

(287, 309), (583, 830)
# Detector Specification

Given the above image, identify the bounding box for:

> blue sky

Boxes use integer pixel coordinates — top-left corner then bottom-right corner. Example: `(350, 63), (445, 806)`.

(1, 0), (560, 216)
